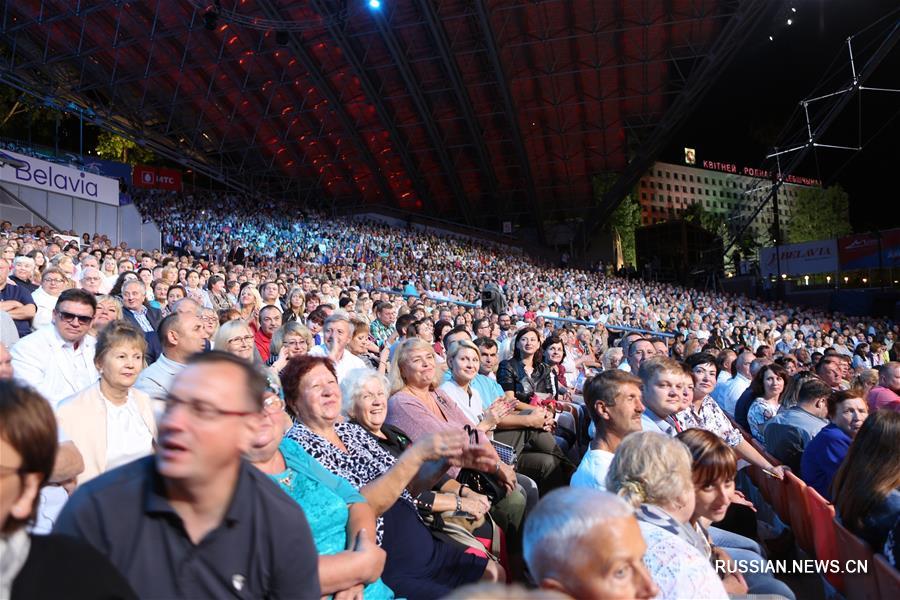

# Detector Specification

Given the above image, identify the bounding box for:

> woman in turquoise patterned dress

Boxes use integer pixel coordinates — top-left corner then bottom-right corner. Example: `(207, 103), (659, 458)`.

(249, 396), (394, 600)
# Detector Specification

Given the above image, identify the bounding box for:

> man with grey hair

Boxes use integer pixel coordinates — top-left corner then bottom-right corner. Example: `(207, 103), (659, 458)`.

(523, 487), (658, 599)
(79, 267), (104, 295)
(309, 311), (367, 382)
(121, 278), (163, 363)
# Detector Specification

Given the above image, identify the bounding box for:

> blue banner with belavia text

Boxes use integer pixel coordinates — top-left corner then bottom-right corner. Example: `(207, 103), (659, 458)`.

(0, 148), (119, 206)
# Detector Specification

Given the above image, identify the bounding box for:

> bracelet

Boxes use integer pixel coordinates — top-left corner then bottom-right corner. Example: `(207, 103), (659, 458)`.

(456, 495), (463, 512)
(458, 485), (469, 498)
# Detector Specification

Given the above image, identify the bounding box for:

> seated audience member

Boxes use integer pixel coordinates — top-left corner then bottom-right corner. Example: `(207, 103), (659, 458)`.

(91, 295), (123, 337)
(385, 338), (529, 555)
(0, 380), (137, 599)
(56, 322), (156, 486)
(867, 361), (900, 412)
(134, 312), (207, 400)
(254, 304), (282, 363)
(248, 386), (393, 599)
(439, 340), (516, 434)
(308, 311), (367, 382)
(0, 341), (12, 379)
(764, 378), (831, 473)
(638, 357), (685, 435)
(54, 352), (321, 598)
(213, 319), (257, 361)
(626, 338), (657, 374)
(10, 255), (38, 293)
(832, 410), (900, 550)
(745, 363), (788, 443)
(0, 257), (37, 337)
(10, 288), (98, 408)
(817, 355), (846, 391)
(343, 368), (496, 543)
(676, 352), (784, 477)
(733, 358), (773, 430)
(282, 355), (503, 598)
(121, 279), (163, 364)
(678, 429), (796, 599)
(606, 432), (728, 599)
(801, 390), (870, 500)
(571, 370), (643, 490)
(522, 487), (658, 600)
(79, 267), (104, 296)
(713, 350), (753, 416)
(267, 321), (313, 371)
(496, 328), (552, 404)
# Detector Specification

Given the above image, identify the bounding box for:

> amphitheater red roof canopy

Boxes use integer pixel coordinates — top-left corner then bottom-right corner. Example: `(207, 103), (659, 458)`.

(0, 0), (770, 235)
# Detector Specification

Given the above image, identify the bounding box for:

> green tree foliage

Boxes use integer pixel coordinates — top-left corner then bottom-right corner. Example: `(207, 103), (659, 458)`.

(785, 185), (852, 243)
(594, 174), (641, 267)
(681, 202), (727, 237)
(94, 131), (153, 165)
(0, 86), (59, 140)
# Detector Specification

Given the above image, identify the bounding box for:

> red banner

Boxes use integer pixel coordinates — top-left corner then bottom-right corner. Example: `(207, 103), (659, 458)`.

(132, 165), (157, 188)
(132, 165), (182, 191)
(156, 168), (182, 191)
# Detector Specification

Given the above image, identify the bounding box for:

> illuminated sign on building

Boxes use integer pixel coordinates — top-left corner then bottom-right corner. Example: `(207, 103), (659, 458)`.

(700, 160), (821, 187)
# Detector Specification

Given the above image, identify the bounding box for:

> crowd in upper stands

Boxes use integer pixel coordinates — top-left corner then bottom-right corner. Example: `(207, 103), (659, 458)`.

(0, 186), (898, 599)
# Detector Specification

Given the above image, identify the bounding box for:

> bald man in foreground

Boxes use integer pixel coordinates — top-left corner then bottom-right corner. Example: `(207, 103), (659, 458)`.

(523, 487), (659, 599)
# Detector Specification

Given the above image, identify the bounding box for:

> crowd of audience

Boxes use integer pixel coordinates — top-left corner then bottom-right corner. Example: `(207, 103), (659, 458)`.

(0, 186), (898, 599)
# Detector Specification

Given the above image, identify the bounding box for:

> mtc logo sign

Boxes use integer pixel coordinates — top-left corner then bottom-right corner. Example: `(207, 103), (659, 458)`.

(133, 165), (182, 191)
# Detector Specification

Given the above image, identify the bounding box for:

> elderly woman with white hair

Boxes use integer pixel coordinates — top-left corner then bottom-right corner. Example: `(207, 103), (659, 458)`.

(523, 487), (659, 600)
(606, 432), (730, 600)
(342, 368), (493, 524)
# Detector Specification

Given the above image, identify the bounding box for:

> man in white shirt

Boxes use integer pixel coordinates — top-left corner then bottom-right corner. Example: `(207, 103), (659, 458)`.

(135, 312), (208, 401)
(713, 350), (753, 416)
(309, 311), (367, 382)
(571, 371), (644, 490)
(10, 288), (99, 408)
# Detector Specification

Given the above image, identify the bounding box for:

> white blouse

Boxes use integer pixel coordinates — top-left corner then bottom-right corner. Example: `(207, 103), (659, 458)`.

(104, 392), (154, 471)
(438, 380), (484, 426)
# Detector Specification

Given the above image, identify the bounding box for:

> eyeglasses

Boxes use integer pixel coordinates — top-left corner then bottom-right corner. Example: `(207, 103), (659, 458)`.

(56, 310), (93, 325)
(228, 335), (254, 345)
(263, 396), (285, 415)
(163, 394), (257, 420)
(284, 339), (307, 348)
(44, 278), (65, 285)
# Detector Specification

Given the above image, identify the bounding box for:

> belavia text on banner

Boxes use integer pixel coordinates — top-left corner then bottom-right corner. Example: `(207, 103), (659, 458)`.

(0, 149), (119, 206)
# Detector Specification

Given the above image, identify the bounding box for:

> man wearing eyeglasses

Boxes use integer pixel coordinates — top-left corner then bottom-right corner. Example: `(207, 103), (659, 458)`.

(0, 257), (37, 338)
(10, 288), (98, 409)
(55, 351), (321, 598)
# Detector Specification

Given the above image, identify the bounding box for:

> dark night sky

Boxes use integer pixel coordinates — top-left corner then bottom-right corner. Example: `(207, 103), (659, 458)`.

(660, 0), (900, 233)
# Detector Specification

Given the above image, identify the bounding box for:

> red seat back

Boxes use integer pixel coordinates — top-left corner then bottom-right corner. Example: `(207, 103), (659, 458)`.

(873, 553), (900, 599)
(784, 471), (813, 554)
(805, 485), (842, 589)
(833, 518), (879, 600)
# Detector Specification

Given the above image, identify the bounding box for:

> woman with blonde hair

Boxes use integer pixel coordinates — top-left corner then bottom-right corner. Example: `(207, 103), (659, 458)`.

(606, 432), (728, 600)
(267, 321), (313, 371)
(56, 321), (156, 487)
(91, 295), (123, 337)
(237, 285), (263, 323)
(212, 319), (256, 361)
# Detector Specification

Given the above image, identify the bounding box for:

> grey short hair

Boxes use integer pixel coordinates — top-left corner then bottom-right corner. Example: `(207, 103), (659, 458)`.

(524, 488), (634, 581)
(13, 255), (34, 267)
(340, 367), (388, 416)
(324, 310), (352, 329)
(606, 431), (693, 509)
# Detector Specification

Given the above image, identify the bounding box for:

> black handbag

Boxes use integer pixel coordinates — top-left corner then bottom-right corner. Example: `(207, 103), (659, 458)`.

(456, 425), (508, 503)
